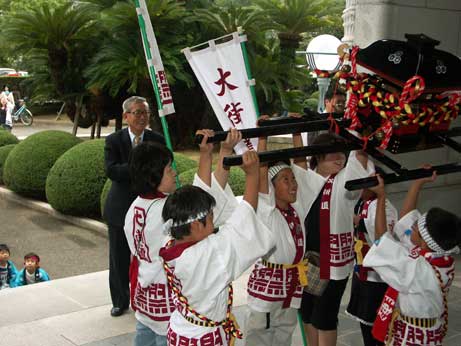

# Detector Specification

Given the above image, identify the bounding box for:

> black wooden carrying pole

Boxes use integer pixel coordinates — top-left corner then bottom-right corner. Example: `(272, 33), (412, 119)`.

(194, 118), (351, 144)
(222, 142), (357, 166)
(345, 163), (461, 191)
(338, 129), (406, 174)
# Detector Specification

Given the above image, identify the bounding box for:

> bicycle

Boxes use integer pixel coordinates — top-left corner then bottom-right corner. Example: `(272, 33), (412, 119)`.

(12, 99), (33, 126)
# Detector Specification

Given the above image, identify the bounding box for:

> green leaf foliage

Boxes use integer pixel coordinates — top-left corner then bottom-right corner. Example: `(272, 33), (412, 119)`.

(3, 131), (82, 199)
(0, 129), (19, 147)
(179, 166), (246, 196)
(173, 152), (198, 174)
(0, 144), (16, 184)
(46, 139), (107, 217)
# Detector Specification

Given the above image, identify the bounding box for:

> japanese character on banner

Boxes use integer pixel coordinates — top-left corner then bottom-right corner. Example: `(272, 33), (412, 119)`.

(224, 102), (243, 126)
(214, 68), (238, 96)
(156, 70), (173, 105)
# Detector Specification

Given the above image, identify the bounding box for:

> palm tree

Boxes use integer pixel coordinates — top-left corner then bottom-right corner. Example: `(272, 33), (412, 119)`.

(3, 2), (101, 127)
(83, 0), (198, 136)
(255, 0), (343, 67)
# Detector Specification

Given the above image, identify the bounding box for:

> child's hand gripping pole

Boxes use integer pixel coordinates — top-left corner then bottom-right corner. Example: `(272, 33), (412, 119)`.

(196, 129), (215, 187)
(215, 128), (242, 189)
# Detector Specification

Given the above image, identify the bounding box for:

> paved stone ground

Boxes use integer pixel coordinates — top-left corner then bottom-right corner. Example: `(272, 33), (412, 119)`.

(0, 198), (108, 279)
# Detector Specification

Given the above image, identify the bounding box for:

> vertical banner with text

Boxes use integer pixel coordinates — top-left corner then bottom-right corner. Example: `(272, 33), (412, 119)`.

(183, 33), (258, 154)
(135, 0), (175, 117)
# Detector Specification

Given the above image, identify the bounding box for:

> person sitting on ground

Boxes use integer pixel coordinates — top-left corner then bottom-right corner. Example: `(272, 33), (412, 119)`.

(15, 252), (50, 287)
(0, 244), (18, 289)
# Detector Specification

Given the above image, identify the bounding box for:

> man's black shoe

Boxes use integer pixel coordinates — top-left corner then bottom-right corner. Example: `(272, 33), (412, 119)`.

(110, 307), (125, 317)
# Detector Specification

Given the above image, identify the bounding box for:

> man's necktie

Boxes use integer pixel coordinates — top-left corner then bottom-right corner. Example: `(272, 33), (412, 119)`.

(133, 135), (141, 146)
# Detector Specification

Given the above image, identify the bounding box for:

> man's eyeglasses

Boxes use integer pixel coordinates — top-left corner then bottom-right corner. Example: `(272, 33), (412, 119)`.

(127, 110), (150, 116)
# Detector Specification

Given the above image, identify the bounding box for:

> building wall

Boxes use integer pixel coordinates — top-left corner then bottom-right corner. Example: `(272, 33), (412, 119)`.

(342, 0), (461, 214)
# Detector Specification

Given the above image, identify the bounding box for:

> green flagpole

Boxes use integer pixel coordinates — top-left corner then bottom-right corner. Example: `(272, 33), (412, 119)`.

(238, 27), (260, 119)
(134, 0), (180, 186)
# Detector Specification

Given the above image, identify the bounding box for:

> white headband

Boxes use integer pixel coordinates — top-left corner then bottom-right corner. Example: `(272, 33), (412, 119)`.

(418, 213), (460, 255)
(268, 163), (291, 181)
(163, 209), (211, 234)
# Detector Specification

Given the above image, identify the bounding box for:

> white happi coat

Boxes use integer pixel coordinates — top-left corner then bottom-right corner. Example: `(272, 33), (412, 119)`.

(363, 209), (455, 346)
(160, 201), (276, 346)
(357, 198), (398, 282)
(124, 173), (237, 334)
(304, 151), (375, 280)
(247, 165), (320, 311)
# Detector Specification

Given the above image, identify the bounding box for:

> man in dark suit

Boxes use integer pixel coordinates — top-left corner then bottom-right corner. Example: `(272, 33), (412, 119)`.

(104, 96), (165, 317)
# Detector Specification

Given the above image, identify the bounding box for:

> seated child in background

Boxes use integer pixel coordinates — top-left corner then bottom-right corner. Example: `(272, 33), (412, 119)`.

(15, 252), (50, 286)
(363, 172), (461, 346)
(345, 167), (398, 346)
(159, 151), (276, 346)
(124, 130), (242, 346)
(0, 244), (18, 289)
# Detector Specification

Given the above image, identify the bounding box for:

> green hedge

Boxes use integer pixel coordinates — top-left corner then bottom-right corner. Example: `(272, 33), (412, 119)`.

(46, 139), (106, 217)
(179, 166), (246, 196)
(0, 144), (16, 184)
(3, 131), (82, 199)
(173, 152), (198, 174)
(0, 129), (19, 147)
(100, 178), (112, 218)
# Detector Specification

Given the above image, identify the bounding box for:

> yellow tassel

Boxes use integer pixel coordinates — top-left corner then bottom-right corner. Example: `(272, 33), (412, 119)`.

(354, 239), (364, 265)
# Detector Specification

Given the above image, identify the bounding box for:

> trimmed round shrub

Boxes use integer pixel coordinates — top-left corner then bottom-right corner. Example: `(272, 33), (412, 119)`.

(0, 129), (19, 147)
(3, 131), (82, 199)
(100, 178), (112, 218)
(173, 152), (198, 174)
(179, 166), (246, 196)
(0, 144), (16, 184)
(46, 139), (106, 217)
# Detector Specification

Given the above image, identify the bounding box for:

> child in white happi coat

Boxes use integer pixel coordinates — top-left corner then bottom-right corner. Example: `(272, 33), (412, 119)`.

(124, 130), (241, 346)
(245, 129), (322, 346)
(159, 151), (276, 346)
(345, 168), (398, 346)
(363, 172), (461, 346)
(293, 132), (373, 346)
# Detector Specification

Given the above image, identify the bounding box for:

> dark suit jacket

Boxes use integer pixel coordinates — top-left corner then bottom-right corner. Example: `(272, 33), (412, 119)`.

(104, 128), (165, 226)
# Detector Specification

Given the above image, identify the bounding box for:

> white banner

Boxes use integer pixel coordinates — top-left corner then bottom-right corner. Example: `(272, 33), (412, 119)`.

(136, 0), (175, 116)
(183, 33), (258, 154)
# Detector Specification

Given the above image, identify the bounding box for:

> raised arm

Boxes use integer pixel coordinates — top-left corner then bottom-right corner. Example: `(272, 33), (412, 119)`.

(214, 128), (242, 189)
(400, 167), (436, 218)
(241, 150), (260, 211)
(369, 175), (387, 240)
(355, 150), (369, 170)
(196, 129), (215, 187)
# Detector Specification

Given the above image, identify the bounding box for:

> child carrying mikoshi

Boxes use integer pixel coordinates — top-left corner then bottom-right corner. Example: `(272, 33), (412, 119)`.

(345, 168), (398, 346)
(124, 129), (242, 346)
(293, 132), (373, 346)
(245, 126), (324, 346)
(363, 172), (461, 346)
(159, 150), (276, 346)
